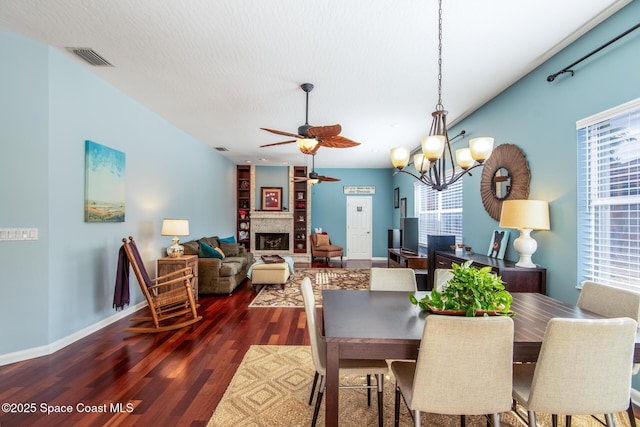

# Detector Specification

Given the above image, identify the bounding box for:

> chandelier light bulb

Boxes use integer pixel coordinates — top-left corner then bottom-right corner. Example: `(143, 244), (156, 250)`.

(390, 147), (411, 169)
(455, 148), (473, 169)
(420, 135), (446, 161)
(413, 153), (430, 173)
(469, 137), (494, 161)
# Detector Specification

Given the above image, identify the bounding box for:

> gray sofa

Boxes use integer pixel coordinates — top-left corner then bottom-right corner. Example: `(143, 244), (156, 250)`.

(181, 236), (254, 295)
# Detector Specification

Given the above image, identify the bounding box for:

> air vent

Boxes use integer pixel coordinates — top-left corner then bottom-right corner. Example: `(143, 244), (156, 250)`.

(215, 147), (229, 152)
(66, 48), (113, 67)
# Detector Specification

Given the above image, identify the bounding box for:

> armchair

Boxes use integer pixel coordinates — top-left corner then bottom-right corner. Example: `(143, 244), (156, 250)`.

(310, 233), (343, 265)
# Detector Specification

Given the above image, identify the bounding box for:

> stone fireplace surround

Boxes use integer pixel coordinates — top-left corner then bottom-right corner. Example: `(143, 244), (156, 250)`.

(251, 211), (308, 261)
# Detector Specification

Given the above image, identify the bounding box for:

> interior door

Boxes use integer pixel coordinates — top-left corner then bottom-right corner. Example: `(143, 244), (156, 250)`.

(346, 196), (372, 259)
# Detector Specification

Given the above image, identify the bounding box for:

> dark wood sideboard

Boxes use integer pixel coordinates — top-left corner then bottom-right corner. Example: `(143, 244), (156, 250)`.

(434, 250), (547, 294)
(387, 248), (428, 269)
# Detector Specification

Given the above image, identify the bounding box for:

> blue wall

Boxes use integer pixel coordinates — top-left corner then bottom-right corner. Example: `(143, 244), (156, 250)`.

(0, 30), (236, 358)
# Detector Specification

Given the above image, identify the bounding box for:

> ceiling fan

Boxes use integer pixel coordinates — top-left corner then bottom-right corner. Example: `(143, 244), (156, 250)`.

(293, 153), (340, 184)
(260, 83), (361, 155)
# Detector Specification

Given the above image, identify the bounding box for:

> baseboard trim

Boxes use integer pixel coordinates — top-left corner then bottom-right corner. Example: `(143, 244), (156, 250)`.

(0, 302), (145, 367)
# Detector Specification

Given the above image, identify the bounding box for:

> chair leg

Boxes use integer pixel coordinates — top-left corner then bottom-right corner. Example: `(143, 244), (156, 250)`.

(604, 413), (615, 427)
(367, 374), (371, 406)
(628, 399), (637, 427)
(376, 374), (384, 427)
(312, 375), (326, 427)
(461, 415), (465, 427)
(488, 413), (500, 427)
(528, 411), (537, 427)
(394, 385), (401, 427)
(413, 410), (421, 427)
(566, 415), (571, 426)
(551, 414), (558, 427)
(309, 371), (319, 405)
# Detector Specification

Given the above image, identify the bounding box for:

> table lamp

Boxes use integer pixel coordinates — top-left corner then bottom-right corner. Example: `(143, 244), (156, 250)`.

(499, 200), (550, 268)
(161, 218), (189, 258)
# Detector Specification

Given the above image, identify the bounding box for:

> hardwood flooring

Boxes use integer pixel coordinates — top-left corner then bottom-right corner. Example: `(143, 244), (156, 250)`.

(0, 259), (385, 427)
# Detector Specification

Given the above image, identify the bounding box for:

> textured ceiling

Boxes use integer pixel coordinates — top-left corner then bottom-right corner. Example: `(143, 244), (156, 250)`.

(0, 0), (629, 168)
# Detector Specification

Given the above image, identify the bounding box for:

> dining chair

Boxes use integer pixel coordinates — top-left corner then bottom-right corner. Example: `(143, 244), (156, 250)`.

(433, 268), (453, 292)
(512, 317), (637, 427)
(369, 267), (417, 292)
(576, 281), (640, 426)
(391, 315), (514, 427)
(301, 278), (388, 427)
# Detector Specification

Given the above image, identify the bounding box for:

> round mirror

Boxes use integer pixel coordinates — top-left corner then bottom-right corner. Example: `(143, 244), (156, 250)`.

(480, 144), (530, 221)
(492, 167), (511, 200)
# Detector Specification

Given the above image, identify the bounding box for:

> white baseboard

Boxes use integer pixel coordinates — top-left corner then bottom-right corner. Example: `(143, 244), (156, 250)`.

(0, 302), (145, 367)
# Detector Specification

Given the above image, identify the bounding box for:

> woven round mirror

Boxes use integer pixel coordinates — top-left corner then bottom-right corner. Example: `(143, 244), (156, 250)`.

(480, 144), (530, 221)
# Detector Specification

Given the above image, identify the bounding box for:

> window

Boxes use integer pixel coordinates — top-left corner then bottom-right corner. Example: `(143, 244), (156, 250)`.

(577, 98), (640, 291)
(414, 176), (463, 249)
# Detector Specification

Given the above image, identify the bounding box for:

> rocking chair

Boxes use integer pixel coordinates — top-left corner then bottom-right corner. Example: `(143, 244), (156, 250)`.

(121, 236), (202, 333)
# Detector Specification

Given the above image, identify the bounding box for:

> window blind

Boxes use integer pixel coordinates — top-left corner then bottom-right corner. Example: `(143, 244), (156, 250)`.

(577, 98), (640, 291)
(414, 176), (463, 248)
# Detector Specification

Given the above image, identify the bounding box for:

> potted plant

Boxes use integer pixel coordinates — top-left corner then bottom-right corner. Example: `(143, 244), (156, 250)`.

(410, 260), (513, 317)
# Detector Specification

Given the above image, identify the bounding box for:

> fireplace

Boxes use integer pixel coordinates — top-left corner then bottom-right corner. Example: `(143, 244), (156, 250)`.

(255, 233), (290, 251)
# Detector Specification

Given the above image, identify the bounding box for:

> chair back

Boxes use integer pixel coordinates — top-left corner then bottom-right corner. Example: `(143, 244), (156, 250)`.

(577, 281), (640, 322)
(433, 268), (453, 292)
(301, 278), (326, 373)
(412, 315), (514, 415)
(123, 238), (153, 288)
(369, 267), (417, 292)
(527, 317), (637, 414)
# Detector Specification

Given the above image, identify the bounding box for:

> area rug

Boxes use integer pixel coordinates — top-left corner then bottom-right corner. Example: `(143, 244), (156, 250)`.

(249, 268), (370, 308)
(208, 345), (634, 427)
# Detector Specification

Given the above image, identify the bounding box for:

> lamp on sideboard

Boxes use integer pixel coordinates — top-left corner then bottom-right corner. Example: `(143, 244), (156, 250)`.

(499, 200), (550, 268)
(161, 218), (189, 258)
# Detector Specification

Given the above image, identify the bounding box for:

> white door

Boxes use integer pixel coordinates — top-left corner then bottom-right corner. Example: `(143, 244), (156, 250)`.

(346, 196), (372, 259)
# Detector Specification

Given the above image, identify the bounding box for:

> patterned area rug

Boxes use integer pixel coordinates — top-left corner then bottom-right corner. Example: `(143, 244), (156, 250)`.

(208, 345), (634, 427)
(249, 268), (370, 308)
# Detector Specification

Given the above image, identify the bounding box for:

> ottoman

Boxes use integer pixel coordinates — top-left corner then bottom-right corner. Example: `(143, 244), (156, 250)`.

(250, 261), (291, 291)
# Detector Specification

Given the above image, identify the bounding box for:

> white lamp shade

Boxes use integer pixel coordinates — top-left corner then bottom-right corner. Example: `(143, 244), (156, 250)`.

(413, 153), (430, 173)
(469, 137), (494, 161)
(296, 138), (318, 154)
(455, 148), (473, 169)
(499, 200), (550, 231)
(390, 147), (411, 169)
(420, 135), (446, 160)
(161, 219), (190, 236)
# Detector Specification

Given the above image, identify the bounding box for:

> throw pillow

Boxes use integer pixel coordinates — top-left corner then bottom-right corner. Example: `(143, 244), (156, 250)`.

(199, 241), (224, 259)
(200, 236), (219, 248)
(219, 235), (236, 243)
(316, 234), (330, 247)
(219, 241), (240, 257)
(214, 247), (225, 258)
(182, 240), (200, 255)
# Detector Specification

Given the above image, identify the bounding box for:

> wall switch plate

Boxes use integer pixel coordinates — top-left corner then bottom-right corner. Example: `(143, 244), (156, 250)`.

(0, 228), (38, 241)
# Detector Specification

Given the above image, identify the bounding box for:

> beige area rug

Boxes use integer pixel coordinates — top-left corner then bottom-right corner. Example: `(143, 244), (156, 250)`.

(249, 268), (370, 308)
(208, 345), (635, 427)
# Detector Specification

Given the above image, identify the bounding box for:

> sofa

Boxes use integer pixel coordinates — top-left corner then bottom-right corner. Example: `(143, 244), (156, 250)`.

(181, 236), (254, 295)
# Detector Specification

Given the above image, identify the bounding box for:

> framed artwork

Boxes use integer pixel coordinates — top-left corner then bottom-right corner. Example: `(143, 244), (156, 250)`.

(84, 140), (125, 222)
(400, 197), (407, 217)
(394, 187), (399, 208)
(487, 229), (510, 259)
(261, 187), (282, 211)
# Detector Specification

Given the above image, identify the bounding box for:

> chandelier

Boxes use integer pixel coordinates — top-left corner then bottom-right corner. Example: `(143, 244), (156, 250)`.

(389, 0), (494, 191)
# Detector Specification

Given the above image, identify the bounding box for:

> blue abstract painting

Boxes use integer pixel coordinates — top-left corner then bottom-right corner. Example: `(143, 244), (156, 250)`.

(84, 140), (125, 222)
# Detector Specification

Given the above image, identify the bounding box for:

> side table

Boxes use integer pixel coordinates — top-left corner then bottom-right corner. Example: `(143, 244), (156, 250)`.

(157, 255), (199, 299)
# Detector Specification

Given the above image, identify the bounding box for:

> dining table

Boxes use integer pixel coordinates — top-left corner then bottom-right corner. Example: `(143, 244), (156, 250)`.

(321, 290), (640, 427)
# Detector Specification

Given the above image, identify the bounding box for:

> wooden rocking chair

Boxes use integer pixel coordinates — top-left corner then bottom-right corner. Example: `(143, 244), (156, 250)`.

(122, 236), (202, 333)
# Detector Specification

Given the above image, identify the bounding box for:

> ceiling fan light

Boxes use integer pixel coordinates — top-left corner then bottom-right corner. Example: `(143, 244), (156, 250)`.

(296, 138), (318, 154)
(455, 148), (473, 169)
(390, 147), (411, 169)
(469, 137), (494, 162)
(413, 153), (430, 173)
(421, 135), (446, 161)
(308, 178), (319, 185)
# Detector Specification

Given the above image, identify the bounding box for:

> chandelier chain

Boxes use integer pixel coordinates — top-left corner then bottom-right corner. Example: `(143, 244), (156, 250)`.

(436, 0), (444, 111)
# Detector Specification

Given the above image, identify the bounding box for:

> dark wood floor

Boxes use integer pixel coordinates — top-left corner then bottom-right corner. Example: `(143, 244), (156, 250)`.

(0, 259), (385, 427)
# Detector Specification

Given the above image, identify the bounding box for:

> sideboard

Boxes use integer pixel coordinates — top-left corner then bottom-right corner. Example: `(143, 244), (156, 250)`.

(434, 250), (546, 294)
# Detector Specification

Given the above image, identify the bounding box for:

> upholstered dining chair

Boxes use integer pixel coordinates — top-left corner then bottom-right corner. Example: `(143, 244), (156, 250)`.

(576, 281), (640, 426)
(310, 233), (343, 265)
(391, 315), (514, 427)
(301, 278), (388, 427)
(433, 268), (454, 292)
(512, 317), (637, 427)
(369, 267), (417, 292)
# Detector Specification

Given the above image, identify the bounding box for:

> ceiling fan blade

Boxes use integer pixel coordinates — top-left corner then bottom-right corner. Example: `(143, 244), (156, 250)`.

(307, 124), (342, 139)
(318, 135), (361, 149)
(260, 127), (304, 139)
(319, 175), (341, 182)
(260, 140), (297, 148)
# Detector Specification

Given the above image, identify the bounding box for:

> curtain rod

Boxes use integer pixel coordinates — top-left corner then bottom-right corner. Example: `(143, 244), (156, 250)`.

(547, 22), (640, 82)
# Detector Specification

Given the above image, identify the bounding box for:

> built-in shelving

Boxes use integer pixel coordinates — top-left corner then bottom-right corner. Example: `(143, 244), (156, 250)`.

(293, 166), (308, 253)
(236, 165), (251, 250)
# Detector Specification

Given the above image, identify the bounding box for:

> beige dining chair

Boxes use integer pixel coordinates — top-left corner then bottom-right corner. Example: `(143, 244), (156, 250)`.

(391, 315), (514, 427)
(433, 268), (454, 292)
(369, 267), (417, 292)
(301, 278), (388, 427)
(576, 281), (640, 426)
(512, 317), (637, 427)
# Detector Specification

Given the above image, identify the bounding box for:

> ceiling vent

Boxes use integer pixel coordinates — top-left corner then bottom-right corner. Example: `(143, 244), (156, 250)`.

(66, 47), (113, 67)
(215, 147), (229, 152)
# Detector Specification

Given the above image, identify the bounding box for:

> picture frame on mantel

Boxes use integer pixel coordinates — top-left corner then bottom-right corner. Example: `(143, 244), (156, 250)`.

(261, 187), (282, 211)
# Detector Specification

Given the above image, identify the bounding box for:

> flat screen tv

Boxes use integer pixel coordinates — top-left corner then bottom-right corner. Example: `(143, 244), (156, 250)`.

(400, 217), (420, 255)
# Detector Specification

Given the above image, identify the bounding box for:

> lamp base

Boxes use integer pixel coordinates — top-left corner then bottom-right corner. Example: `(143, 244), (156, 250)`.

(166, 237), (184, 258)
(513, 229), (537, 268)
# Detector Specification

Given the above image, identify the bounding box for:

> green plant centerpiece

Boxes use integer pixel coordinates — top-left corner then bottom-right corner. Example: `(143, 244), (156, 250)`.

(410, 260), (513, 317)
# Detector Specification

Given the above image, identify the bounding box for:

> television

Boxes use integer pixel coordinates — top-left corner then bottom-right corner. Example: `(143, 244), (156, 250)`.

(400, 217), (420, 255)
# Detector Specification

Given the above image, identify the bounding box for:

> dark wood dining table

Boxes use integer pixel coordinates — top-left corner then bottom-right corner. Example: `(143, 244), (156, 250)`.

(322, 290), (640, 427)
